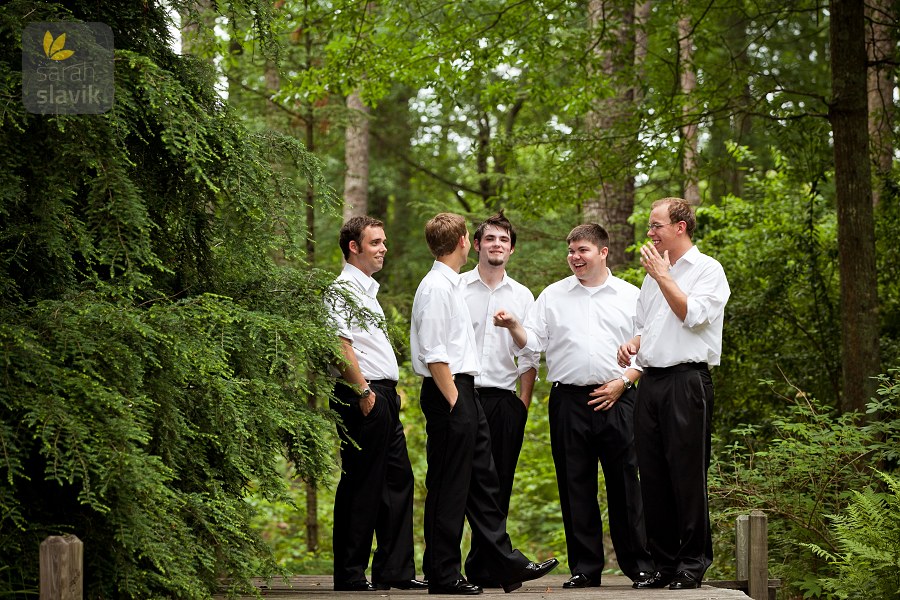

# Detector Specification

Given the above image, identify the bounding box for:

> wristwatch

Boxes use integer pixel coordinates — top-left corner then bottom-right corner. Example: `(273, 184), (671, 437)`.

(359, 387), (371, 399)
(620, 375), (633, 390)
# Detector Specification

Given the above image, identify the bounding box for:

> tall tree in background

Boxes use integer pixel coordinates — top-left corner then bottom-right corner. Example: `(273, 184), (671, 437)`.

(678, 9), (700, 205)
(829, 0), (880, 413)
(866, 0), (895, 206)
(343, 90), (370, 220)
(584, 0), (638, 268)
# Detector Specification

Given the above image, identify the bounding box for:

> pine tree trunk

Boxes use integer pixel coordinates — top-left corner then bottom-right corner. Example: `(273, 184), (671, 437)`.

(829, 0), (880, 414)
(344, 90), (370, 221)
(303, 27), (319, 553)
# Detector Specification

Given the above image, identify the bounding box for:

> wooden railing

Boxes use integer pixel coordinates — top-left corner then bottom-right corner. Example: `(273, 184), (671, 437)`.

(708, 510), (782, 600)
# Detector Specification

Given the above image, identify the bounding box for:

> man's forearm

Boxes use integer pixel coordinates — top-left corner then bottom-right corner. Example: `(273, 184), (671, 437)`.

(518, 367), (536, 408)
(656, 275), (688, 321)
(427, 362), (458, 408)
(338, 337), (368, 390)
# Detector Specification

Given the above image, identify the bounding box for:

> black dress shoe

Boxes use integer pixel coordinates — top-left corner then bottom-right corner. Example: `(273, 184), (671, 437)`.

(562, 573), (601, 588)
(334, 580), (376, 591)
(501, 558), (559, 593)
(374, 578), (428, 590)
(632, 571), (672, 589)
(428, 580), (483, 595)
(669, 571), (701, 590)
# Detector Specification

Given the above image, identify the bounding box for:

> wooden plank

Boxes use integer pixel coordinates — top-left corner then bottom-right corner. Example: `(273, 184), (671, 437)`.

(707, 579), (781, 589)
(216, 575), (751, 599)
(735, 514), (749, 580)
(749, 510), (768, 600)
(39, 535), (83, 600)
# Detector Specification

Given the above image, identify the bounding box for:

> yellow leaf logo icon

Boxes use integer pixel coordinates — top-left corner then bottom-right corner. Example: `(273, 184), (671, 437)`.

(43, 31), (74, 60)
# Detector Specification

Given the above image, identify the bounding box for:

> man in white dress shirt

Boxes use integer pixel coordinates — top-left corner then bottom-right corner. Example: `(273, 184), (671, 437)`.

(459, 212), (540, 588)
(411, 212), (558, 595)
(494, 224), (654, 589)
(618, 198), (730, 591)
(327, 216), (424, 592)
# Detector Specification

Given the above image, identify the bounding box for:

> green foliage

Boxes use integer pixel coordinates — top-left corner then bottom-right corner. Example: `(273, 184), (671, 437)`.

(709, 370), (900, 598)
(0, 0), (343, 597)
(804, 470), (900, 600)
(698, 147), (842, 427)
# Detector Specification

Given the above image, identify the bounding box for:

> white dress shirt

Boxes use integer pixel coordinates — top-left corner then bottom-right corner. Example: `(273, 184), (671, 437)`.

(411, 261), (480, 377)
(523, 271), (639, 386)
(461, 268), (540, 391)
(635, 245), (731, 368)
(328, 263), (400, 381)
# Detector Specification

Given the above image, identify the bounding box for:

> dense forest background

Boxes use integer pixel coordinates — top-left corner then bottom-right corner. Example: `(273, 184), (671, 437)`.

(2, 0), (900, 598)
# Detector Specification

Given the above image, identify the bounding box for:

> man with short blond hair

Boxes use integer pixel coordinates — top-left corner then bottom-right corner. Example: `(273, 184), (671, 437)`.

(411, 212), (558, 596)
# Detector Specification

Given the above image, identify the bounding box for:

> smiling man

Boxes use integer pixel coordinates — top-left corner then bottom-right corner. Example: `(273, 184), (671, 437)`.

(327, 216), (424, 592)
(494, 223), (655, 589)
(617, 198), (730, 590)
(459, 212), (540, 588)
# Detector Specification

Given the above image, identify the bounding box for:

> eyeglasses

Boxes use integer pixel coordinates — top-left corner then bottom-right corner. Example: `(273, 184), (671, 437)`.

(647, 222), (673, 231)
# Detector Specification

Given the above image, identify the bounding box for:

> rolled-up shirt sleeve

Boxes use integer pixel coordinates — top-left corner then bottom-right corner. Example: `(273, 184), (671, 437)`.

(515, 345), (541, 374)
(415, 287), (452, 365)
(683, 262), (731, 329)
(522, 293), (549, 353)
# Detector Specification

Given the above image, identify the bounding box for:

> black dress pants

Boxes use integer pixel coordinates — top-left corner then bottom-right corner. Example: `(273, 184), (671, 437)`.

(331, 380), (416, 585)
(465, 387), (528, 584)
(549, 383), (653, 582)
(634, 363), (714, 581)
(420, 375), (529, 587)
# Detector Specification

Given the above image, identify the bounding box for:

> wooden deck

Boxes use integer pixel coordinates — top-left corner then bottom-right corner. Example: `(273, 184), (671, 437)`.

(217, 574), (750, 599)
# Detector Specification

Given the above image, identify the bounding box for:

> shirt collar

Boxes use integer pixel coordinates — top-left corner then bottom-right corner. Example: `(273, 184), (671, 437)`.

(563, 269), (615, 294)
(672, 245), (700, 269)
(343, 262), (379, 296)
(431, 260), (461, 286)
(461, 266), (510, 290)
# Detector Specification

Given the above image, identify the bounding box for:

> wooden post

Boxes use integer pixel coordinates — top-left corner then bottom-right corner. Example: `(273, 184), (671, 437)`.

(748, 510), (768, 600)
(735, 514), (749, 581)
(40, 535), (83, 600)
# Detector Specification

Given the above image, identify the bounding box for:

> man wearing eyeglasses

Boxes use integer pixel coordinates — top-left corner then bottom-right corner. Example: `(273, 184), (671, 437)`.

(617, 198), (731, 591)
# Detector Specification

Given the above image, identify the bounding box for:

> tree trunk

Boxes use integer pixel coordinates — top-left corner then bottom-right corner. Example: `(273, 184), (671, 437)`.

(303, 24), (319, 554)
(476, 110), (494, 204)
(829, 0), (880, 414)
(866, 0), (894, 207)
(344, 90), (370, 221)
(679, 13), (700, 205)
(584, 0), (637, 269)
